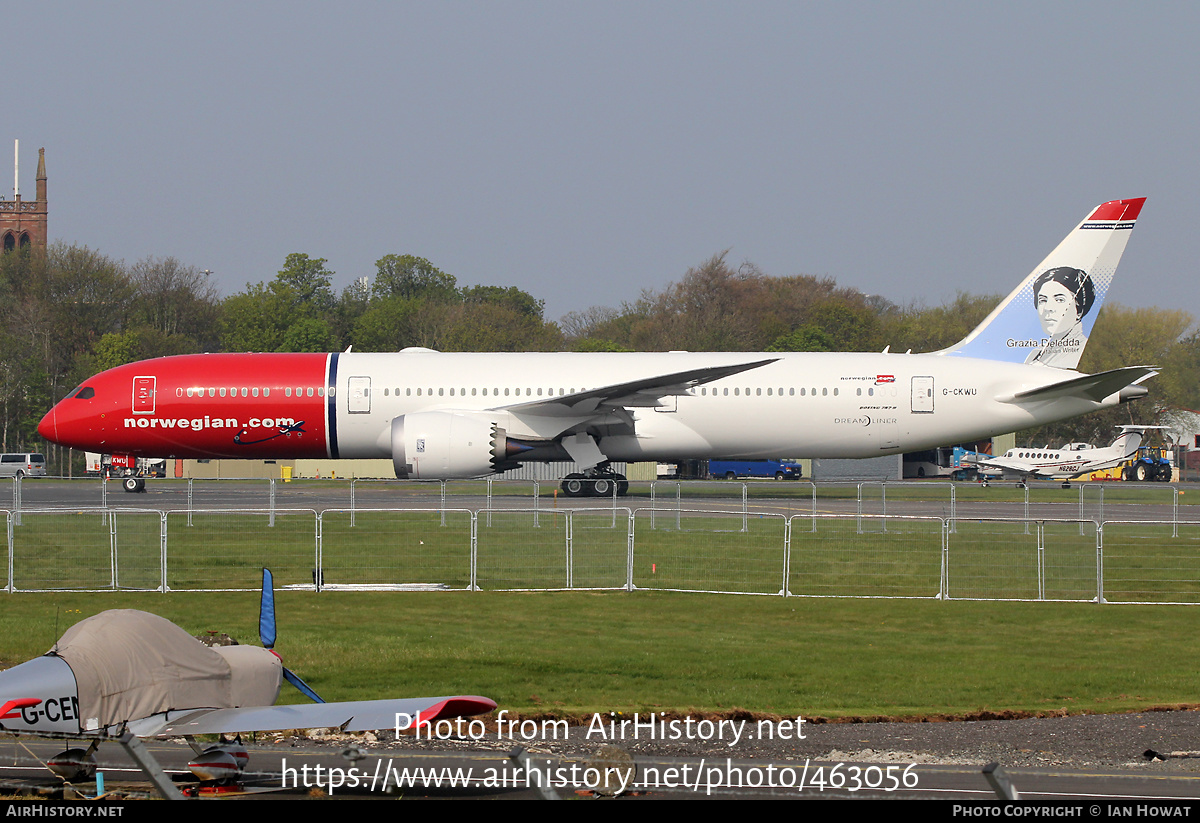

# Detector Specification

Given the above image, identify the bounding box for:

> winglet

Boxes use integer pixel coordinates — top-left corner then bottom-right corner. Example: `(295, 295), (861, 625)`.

(416, 696), (498, 726)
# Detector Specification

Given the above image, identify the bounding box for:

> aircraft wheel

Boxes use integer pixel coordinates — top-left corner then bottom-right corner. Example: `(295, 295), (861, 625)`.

(617, 476), (630, 497)
(562, 474), (585, 497)
(591, 477), (613, 497)
(123, 477), (143, 493)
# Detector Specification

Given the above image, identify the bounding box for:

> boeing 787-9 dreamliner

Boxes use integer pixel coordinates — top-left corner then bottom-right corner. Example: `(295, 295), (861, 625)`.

(39, 198), (1153, 496)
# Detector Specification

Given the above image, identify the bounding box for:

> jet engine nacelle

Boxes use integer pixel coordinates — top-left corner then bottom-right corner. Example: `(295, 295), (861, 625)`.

(391, 410), (513, 479)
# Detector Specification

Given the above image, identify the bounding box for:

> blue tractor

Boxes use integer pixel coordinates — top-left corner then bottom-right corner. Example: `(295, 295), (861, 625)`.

(1121, 446), (1173, 482)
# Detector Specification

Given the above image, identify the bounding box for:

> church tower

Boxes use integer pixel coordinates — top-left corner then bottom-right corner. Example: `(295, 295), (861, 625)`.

(0, 145), (47, 252)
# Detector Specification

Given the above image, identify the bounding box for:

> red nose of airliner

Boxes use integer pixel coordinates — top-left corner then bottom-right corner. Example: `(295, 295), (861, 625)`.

(38, 393), (98, 450)
(37, 406), (57, 443)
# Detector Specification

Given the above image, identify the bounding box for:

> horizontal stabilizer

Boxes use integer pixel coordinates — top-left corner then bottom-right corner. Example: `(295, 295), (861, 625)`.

(1000, 366), (1157, 405)
(128, 695), (497, 737)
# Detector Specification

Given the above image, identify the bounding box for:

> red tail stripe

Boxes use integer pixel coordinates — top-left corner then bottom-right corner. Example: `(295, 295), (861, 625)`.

(1088, 197), (1145, 222)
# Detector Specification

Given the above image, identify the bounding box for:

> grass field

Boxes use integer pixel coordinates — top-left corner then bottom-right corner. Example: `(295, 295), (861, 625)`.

(2, 589), (1198, 720)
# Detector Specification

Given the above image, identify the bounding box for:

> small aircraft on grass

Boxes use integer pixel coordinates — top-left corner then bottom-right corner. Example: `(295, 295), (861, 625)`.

(959, 426), (1160, 487)
(0, 569), (495, 797)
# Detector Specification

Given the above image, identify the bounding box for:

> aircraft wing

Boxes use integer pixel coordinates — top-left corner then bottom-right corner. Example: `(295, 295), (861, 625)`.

(497, 358), (778, 417)
(126, 695), (496, 737)
(961, 454), (1027, 476)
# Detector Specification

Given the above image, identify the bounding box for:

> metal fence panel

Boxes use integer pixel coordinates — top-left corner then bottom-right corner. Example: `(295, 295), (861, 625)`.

(566, 509), (631, 590)
(946, 519), (1042, 600)
(945, 519), (1097, 601)
(786, 515), (943, 599)
(10, 509), (162, 591)
(351, 479), (454, 510)
(1041, 521), (1100, 601)
(12, 478), (105, 510)
(949, 483), (1030, 529)
(164, 510), (318, 591)
(1085, 484), (1194, 525)
(474, 509), (571, 590)
(1025, 485), (1099, 522)
(632, 509), (787, 595)
(319, 509), (473, 589)
(1099, 521), (1200, 604)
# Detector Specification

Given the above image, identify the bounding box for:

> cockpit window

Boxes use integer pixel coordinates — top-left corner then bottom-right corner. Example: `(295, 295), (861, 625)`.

(68, 386), (95, 400)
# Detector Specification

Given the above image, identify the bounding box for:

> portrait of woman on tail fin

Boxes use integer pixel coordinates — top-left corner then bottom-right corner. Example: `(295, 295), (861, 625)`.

(1025, 266), (1095, 367)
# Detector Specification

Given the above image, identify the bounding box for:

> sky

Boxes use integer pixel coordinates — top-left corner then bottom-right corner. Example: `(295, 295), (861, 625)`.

(11, 2), (1199, 327)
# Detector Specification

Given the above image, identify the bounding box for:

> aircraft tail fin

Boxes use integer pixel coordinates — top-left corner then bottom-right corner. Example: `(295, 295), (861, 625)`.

(940, 198), (1146, 369)
(1111, 427), (1146, 457)
(1112, 424), (1168, 457)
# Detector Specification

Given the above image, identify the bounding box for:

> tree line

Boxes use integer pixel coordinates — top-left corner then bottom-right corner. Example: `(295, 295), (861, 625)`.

(1, 244), (1195, 473)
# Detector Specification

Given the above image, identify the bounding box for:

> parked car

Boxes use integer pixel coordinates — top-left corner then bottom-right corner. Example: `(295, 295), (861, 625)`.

(0, 453), (47, 478)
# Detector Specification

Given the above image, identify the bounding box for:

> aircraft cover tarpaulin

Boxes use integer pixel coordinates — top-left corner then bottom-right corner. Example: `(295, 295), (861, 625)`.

(50, 610), (233, 731)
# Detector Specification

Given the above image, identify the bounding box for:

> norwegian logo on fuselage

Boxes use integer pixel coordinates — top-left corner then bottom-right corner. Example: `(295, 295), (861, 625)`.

(875, 375), (895, 385)
(132, 376), (156, 414)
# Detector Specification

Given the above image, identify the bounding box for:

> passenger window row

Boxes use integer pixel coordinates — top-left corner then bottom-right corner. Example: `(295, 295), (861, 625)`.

(180, 386), (336, 398)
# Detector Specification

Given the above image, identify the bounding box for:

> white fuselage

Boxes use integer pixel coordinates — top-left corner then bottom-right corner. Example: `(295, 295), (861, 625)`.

(330, 350), (1108, 462)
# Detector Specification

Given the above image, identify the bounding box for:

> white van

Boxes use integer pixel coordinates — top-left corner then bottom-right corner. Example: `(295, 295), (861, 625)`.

(0, 453), (47, 478)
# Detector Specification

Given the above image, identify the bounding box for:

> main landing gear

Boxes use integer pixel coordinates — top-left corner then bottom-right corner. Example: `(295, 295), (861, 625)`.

(561, 469), (630, 498)
(117, 469), (146, 493)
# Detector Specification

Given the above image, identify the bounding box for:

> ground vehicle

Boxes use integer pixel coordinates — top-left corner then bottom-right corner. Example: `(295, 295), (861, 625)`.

(905, 446), (968, 478)
(85, 452), (166, 492)
(1120, 446), (1173, 482)
(0, 453), (46, 478)
(709, 459), (802, 480)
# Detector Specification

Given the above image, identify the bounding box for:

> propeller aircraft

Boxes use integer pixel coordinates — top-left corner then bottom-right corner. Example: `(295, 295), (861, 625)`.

(959, 426), (1162, 487)
(0, 569), (495, 796)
